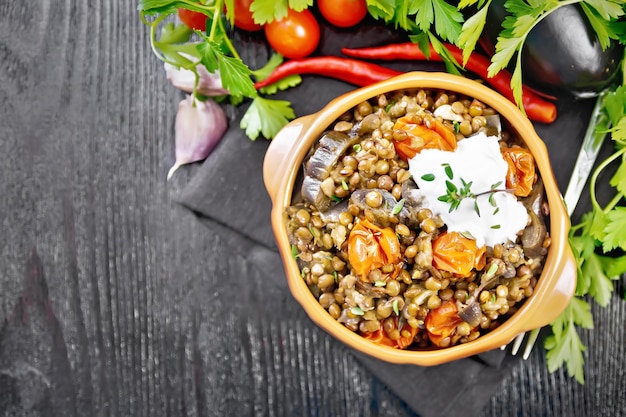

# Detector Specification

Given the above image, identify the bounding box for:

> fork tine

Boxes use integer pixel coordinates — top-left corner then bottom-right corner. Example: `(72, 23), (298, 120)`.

(510, 333), (525, 355)
(522, 328), (540, 359)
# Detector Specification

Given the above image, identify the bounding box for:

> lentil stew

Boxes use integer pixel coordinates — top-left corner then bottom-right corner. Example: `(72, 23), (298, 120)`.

(284, 88), (550, 350)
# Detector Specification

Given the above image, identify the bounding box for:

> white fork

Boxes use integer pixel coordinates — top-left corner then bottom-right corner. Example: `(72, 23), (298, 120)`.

(506, 90), (610, 359)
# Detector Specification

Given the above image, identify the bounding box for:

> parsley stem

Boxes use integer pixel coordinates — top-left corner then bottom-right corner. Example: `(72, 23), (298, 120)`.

(148, 13), (172, 64)
(205, 0), (242, 61)
(603, 192), (624, 214)
(474, 188), (513, 197)
(589, 146), (626, 212)
(218, 19), (243, 61)
(209, 1), (222, 40)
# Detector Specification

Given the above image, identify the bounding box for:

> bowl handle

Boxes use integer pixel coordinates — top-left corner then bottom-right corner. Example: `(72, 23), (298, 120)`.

(525, 246), (578, 330)
(263, 114), (316, 203)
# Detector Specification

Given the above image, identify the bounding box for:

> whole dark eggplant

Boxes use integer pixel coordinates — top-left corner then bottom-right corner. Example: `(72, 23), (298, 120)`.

(481, 0), (623, 98)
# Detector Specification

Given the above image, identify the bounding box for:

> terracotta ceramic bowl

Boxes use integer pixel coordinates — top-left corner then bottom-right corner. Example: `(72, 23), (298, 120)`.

(263, 72), (576, 366)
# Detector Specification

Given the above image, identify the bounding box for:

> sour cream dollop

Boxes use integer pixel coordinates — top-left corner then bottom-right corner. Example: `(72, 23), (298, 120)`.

(408, 133), (529, 248)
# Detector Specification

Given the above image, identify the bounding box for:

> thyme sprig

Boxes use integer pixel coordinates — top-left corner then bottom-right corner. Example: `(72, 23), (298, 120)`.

(433, 165), (512, 214)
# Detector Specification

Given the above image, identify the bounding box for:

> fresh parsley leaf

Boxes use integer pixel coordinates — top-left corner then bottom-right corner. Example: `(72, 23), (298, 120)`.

(488, 29), (522, 77)
(138, 0), (179, 15)
(365, 0), (396, 20)
(411, 0), (463, 42)
(458, 0), (491, 65)
(457, 0), (482, 8)
(240, 96), (295, 140)
(430, 0), (464, 41)
(413, 0), (435, 32)
(159, 22), (193, 44)
(602, 207), (626, 252)
(250, 0), (312, 24)
(196, 40), (221, 72)
(545, 298), (591, 385)
(250, 0), (286, 23)
(582, 252), (615, 307)
(605, 254), (626, 277)
(429, 34), (463, 74)
(609, 117), (626, 144)
(251, 53), (284, 81)
(603, 85), (626, 125)
(582, 0), (625, 21)
(588, 207), (609, 242)
(223, 0), (236, 25)
(486, 0), (559, 107)
(259, 75), (302, 95)
(289, 0), (314, 11)
(250, 54), (303, 94)
(571, 296), (595, 330)
(581, 3), (617, 49)
(158, 42), (199, 69)
(609, 156), (626, 195)
(217, 54), (257, 98)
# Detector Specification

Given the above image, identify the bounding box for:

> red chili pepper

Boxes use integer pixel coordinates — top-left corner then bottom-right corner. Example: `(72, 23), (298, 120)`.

(253, 56), (403, 90)
(341, 43), (557, 124)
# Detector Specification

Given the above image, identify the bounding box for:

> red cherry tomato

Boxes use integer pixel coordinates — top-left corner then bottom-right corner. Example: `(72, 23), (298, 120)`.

(362, 318), (418, 349)
(431, 231), (486, 278)
(317, 0), (368, 28)
(227, 0), (263, 32)
(501, 145), (536, 197)
(264, 9), (320, 59)
(347, 219), (402, 281)
(392, 115), (457, 161)
(425, 301), (463, 347)
(177, 8), (207, 31)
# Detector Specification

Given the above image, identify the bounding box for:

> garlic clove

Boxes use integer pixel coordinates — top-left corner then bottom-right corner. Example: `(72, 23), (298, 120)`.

(167, 95), (228, 180)
(164, 63), (229, 96)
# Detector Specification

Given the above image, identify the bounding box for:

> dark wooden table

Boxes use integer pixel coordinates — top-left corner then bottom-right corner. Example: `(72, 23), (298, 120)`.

(1, 1), (625, 416)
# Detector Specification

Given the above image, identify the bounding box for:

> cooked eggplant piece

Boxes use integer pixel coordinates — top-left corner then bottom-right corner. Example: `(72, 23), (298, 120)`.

(481, 0), (623, 98)
(301, 130), (360, 211)
(521, 178), (548, 258)
(319, 200), (349, 223)
(458, 301), (482, 328)
(301, 176), (333, 212)
(401, 179), (426, 228)
(304, 130), (359, 179)
(458, 264), (499, 327)
(355, 280), (388, 298)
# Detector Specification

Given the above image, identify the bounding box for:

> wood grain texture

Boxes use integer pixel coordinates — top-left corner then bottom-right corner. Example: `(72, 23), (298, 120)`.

(0, 1), (625, 416)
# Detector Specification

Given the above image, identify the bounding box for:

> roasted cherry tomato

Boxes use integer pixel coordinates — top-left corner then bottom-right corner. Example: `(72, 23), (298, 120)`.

(348, 219), (402, 281)
(264, 8), (320, 59)
(178, 8), (208, 31)
(362, 318), (418, 349)
(431, 231), (486, 277)
(392, 116), (457, 160)
(501, 145), (536, 197)
(228, 0), (263, 32)
(424, 300), (463, 347)
(317, 0), (368, 28)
